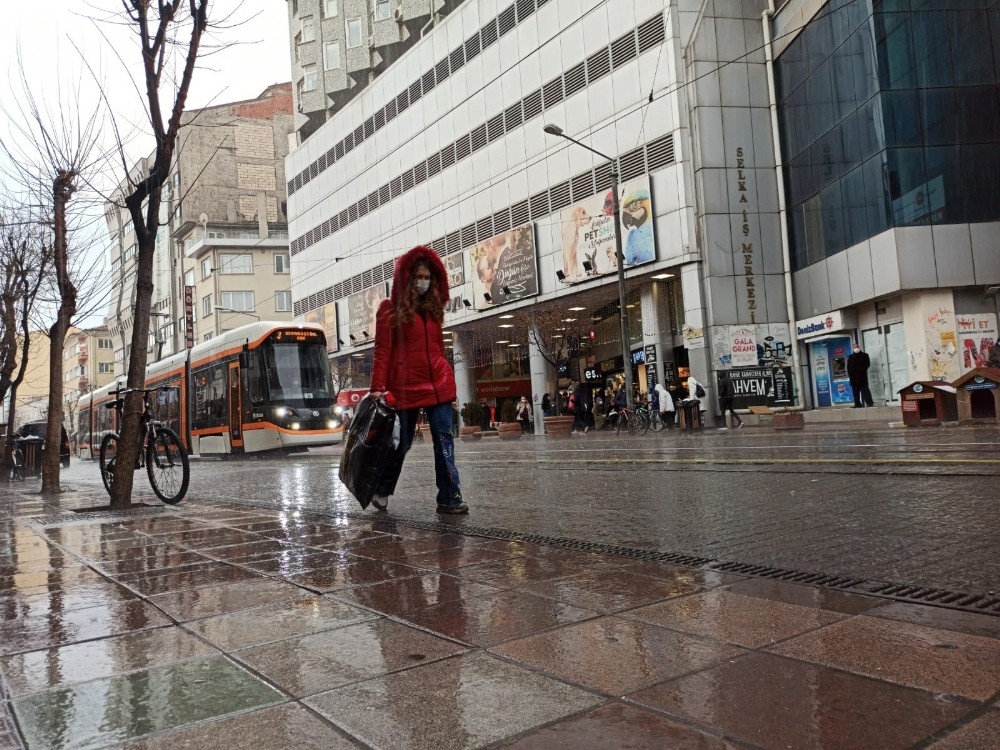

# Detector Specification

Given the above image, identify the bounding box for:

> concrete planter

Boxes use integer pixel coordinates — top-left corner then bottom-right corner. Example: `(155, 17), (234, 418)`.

(773, 412), (805, 430)
(543, 415), (575, 438)
(459, 426), (482, 442)
(496, 422), (522, 440)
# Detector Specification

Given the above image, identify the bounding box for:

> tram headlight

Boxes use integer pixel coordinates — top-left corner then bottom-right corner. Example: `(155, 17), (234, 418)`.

(273, 407), (289, 418)
(290, 422), (301, 430)
(326, 419), (339, 429)
(334, 406), (344, 415)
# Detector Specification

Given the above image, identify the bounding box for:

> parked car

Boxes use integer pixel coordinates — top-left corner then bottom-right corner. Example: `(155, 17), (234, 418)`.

(16, 422), (71, 468)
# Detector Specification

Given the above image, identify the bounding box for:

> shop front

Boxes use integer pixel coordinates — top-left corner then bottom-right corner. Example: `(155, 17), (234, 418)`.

(796, 309), (858, 408)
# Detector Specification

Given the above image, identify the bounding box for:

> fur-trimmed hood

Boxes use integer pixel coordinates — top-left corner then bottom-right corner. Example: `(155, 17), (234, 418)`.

(390, 246), (450, 305)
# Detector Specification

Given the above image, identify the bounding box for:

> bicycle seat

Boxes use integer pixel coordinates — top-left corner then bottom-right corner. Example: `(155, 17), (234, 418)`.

(105, 399), (124, 410)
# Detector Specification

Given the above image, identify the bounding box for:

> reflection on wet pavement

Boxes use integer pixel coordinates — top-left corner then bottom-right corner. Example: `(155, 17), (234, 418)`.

(0, 484), (996, 748)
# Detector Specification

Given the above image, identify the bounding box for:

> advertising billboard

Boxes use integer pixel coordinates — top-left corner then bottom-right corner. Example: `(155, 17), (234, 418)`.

(558, 175), (655, 283)
(468, 223), (538, 310)
(347, 283), (387, 341)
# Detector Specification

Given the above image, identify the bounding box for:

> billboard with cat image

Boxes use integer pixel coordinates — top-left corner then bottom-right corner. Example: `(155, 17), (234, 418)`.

(558, 175), (655, 283)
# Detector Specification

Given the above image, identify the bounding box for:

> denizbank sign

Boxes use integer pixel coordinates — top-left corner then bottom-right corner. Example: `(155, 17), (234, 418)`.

(795, 310), (854, 340)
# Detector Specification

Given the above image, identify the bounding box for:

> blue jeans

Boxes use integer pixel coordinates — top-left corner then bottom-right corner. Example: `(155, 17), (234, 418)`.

(397, 402), (462, 507)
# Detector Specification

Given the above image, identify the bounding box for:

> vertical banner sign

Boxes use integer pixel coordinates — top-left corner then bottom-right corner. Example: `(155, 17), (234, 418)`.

(324, 303), (339, 354)
(729, 325), (759, 367)
(183, 286), (195, 349)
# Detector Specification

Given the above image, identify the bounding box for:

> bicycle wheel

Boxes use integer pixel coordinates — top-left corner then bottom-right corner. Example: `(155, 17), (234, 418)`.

(649, 411), (665, 432)
(99, 433), (120, 496)
(146, 427), (189, 504)
(10, 449), (25, 481)
(634, 409), (651, 436)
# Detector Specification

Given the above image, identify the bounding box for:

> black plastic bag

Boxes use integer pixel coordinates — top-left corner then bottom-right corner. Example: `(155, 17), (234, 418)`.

(338, 395), (401, 509)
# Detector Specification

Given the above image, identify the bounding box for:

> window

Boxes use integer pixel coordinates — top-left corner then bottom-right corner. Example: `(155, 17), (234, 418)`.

(324, 0), (338, 18)
(219, 253), (253, 274)
(221, 291), (255, 311)
(201, 258), (212, 279)
(204, 333), (213, 342)
(324, 41), (341, 70)
(202, 294), (213, 317)
(303, 64), (318, 92)
(301, 15), (315, 43)
(184, 269), (195, 286)
(374, 0), (390, 22)
(98, 362), (113, 374)
(275, 290), (292, 312)
(346, 18), (362, 48)
(98, 338), (113, 349)
(274, 253), (290, 273)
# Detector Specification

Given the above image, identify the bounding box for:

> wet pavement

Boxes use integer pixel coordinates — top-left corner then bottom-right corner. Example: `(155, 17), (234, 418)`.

(0, 423), (997, 748)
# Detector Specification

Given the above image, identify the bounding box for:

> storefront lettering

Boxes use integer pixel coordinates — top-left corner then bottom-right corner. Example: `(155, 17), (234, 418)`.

(735, 147), (756, 322)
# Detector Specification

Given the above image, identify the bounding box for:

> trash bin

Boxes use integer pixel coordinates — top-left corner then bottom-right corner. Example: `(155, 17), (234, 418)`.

(678, 399), (703, 431)
(17, 436), (44, 478)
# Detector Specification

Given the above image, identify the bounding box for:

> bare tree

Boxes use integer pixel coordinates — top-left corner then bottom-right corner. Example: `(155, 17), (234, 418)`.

(107, 1), (210, 508)
(330, 357), (353, 401)
(0, 215), (52, 481)
(511, 306), (569, 416)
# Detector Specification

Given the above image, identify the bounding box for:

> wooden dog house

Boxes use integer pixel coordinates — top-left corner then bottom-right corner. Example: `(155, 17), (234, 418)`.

(952, 367), (1000, 423)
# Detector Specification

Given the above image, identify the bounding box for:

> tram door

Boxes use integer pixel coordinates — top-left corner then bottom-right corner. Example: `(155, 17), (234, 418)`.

(228, 362), (243, 450)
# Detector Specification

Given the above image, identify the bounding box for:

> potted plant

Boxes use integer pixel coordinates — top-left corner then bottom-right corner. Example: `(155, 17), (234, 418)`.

(459, 402), (483, 441)
(497, 400), (522, 440)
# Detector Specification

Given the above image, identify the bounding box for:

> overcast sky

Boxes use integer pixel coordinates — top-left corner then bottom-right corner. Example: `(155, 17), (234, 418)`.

(3, 1), (293, 166)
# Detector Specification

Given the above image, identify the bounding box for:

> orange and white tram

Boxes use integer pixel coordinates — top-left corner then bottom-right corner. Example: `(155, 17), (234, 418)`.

(78, 322), (344, 458)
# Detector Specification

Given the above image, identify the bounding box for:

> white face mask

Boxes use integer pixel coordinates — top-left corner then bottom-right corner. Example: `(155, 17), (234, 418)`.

(853, 348), (860, 353)
(415, 279), (430, 295)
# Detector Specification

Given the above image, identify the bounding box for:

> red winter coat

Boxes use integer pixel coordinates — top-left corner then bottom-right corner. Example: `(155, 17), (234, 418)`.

(370, 246), (457, 409)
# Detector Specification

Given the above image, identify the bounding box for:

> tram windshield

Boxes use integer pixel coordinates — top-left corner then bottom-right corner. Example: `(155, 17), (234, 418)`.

(256, 340), (333, 408)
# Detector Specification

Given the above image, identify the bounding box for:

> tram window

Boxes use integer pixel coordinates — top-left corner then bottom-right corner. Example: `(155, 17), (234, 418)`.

(151, 385), (180, 432)
(262, 342), (332, 405)
(193, 365), (228, 422)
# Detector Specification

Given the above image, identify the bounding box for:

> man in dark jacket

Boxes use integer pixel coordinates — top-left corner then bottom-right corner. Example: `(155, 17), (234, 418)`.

(847, 344), (874, 408)
(718, 370), (742, 429)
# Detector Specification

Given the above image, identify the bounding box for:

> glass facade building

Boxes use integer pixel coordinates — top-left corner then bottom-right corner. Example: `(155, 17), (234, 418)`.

(777, 0), (1000, 271)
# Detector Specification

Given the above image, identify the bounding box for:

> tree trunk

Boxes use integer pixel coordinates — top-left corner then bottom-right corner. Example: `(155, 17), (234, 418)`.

(41, 171), (78, 494)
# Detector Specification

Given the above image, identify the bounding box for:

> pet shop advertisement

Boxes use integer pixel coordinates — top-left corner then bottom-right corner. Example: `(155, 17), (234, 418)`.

(559, 176), (656, 283)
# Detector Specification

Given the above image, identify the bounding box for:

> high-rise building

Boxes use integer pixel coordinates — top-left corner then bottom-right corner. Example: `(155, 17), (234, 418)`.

(104, 84), (296, 374)
(282, 0), (1000, 418)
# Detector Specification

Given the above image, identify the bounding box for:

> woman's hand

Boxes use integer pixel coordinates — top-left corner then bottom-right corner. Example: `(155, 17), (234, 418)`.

(370, 391), (383, 401)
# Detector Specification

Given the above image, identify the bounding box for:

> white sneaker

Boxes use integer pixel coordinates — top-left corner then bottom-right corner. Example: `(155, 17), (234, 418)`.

(371, 495), (389, 511)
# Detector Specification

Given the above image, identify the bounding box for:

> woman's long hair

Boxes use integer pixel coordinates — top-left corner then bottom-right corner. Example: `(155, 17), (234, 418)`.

(391, 261), (445, 326)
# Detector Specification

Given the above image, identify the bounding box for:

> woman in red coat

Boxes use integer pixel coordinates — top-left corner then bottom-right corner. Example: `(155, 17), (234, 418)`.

(369, 246), (466, 514)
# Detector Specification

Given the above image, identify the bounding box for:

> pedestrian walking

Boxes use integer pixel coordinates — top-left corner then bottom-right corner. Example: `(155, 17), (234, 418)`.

(451, 400), (461, 436)
(480, 399), (492, 431)
(718, 370), (743, 429)
(847, 344), (874, 408)
(516, 396), (533, 433)
(369, 245), (467, 515)
(541, 393), (552, 417)
(655, 382), (675, 428)
(573, 381), (590, 433)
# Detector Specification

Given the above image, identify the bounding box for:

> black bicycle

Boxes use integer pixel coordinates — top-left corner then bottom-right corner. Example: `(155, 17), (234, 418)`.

(99, 387), (190, 504)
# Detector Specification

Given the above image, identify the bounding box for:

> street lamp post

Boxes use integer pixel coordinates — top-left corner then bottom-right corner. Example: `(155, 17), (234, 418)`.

(149, 312), (171, 362)
(543, 123), (633, 409)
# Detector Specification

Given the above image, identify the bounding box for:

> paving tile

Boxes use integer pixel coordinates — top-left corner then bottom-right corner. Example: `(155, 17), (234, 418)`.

(0, 627), (219, 697)
(285, 557), (426, 593)
(403, 589), (599, 647)
(925, 709), (1000, 749)
(12, 655), (285, 750)
(866, 601), (1000, 640)
(232, 619), (469, 697)
(237, 550), (353, 576)
(353, 534), (480, 561)
(0, 565), (104, 592)
(331, 573), (500, 617)
(624, 589), (845, 648)
(498, 700), (739, 749)
(399, 539), (530, 570)
(0, 600), (170, 655)
(182, 596), (376, 650)
(449, 554), (618, 588)
(305, 652), (602, 750)
(0, 580), (138, 621)
(723, 578), (886, 615)
(628, 652), (970, 750)
(490, 615), (744, 696)
(147, 578), (309, 621)
(196, 540), (299, 561)
(771, 615), (1000, 701)
(116, 564), (262, 595)
(93, 548), (211, 575)
(111, 703), (361, 749)
(520, 568), (707, 614)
